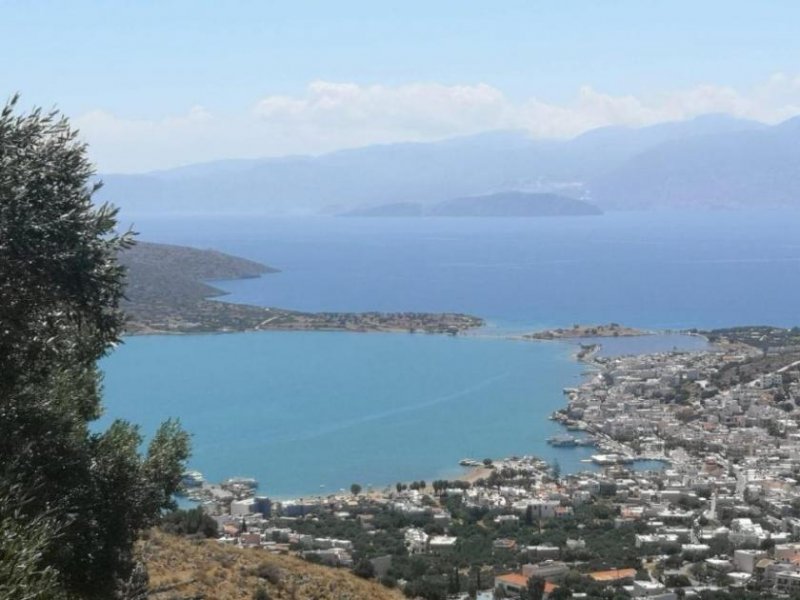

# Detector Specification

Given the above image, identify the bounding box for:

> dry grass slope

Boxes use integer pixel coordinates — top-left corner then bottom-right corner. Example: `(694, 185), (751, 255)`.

(141, 531), (404, 600)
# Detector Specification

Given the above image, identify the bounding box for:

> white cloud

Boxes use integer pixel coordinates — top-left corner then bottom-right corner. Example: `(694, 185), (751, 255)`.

(252, 81), (513, 141)
(75, 74), (800, 172)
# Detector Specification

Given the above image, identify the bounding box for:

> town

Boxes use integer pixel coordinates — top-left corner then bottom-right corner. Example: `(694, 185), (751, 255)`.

(167, 326), (800, 600)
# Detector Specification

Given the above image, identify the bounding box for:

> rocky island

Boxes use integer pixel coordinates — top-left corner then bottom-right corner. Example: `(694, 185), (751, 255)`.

(341, 191), (603, 218)
(523, 322), (651, 340)
(121, 242), (483, 335)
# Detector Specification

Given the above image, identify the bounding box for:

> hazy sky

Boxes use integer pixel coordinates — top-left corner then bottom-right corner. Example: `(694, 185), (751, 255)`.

(3, 0), (800, 172)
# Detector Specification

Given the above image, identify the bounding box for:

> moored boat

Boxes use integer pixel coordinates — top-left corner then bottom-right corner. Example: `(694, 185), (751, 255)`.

(547, 435), (578, 447)
(181, 470), (205, 488)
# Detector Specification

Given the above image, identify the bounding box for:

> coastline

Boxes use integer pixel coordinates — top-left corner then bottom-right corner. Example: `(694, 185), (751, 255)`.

(124, 305), (485, 337)
(183, 326), (705, 504)
(124, 323), (482, 337)
(434, 329), (713, 492)
(456, 465), (494, 484)
(122, 241), (487, 337)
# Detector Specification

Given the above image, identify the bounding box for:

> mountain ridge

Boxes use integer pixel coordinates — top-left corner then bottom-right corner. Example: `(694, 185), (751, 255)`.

(95, 114), (798, 215)
(592, 117), (800, 208)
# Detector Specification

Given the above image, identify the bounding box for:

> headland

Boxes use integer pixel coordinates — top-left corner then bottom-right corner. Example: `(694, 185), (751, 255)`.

(121, 241), (483, 335)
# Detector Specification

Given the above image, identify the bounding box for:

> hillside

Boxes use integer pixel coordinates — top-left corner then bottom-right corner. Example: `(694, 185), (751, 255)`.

(141, 530), (403, 600)
(592, 117), (800, 208)
(120, 241), (277, 306)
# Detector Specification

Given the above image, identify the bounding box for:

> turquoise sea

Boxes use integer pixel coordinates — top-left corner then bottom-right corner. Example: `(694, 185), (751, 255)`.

(100, 211), (798, 497)
(102, 332), (585, 498)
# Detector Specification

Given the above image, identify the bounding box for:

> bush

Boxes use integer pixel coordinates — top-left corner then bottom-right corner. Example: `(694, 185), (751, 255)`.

(255, 563), (283, 585)
(353, 558), (375, 579)
(161, 507), (218, 538)
(665, 574), (691, 587)
(253, 586), (270, 600)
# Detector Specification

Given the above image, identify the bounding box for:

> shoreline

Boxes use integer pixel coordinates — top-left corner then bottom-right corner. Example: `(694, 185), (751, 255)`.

(455, 465), (494, 484)
(124, 306), (484, 337)
(123, 325), (481, 337)
(182, 327), (709, 505)
(521, 322), (654, 341)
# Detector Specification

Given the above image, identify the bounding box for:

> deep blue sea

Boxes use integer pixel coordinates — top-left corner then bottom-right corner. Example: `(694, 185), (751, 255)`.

(99, 211), (800, 497)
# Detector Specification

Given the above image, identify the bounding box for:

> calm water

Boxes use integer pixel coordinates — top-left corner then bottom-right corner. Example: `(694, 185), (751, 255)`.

(100, 211), (800, 496)
(581, 333), (709, 357)
(123, 210), (800, 330)
(102, 332), (590, 498)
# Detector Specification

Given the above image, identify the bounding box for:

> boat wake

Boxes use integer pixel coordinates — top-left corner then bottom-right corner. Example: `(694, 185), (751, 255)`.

(281, 372), (511, 444)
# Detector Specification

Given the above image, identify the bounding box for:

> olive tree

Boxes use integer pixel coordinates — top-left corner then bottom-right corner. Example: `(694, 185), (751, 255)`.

(0, 95), (190, 599)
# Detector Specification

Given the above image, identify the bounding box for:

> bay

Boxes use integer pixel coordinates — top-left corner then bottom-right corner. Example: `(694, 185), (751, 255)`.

(101, 332), (587, 499)
(100, 210), (799, 496)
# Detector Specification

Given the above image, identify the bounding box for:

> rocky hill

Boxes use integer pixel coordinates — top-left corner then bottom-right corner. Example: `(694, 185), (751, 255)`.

(120, 241), (277, 306)
(141, 530), (403, 600)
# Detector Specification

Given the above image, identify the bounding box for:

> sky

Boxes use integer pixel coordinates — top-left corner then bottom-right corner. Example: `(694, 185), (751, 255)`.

(3, 0), (800, 172)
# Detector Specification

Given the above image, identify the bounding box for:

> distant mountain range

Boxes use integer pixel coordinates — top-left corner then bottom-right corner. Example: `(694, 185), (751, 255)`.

(96, 114), (800, 215)
(593, 116), (800, 208)
(342, 192), (601, 217)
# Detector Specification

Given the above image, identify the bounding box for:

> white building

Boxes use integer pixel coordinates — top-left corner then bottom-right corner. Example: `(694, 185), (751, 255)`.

(230, 497), (257, 517)
(631, 581), (674, 599)
(733, 549), (767, 574)
(404, 527), (428, 555)
(729, 518), (767, 548)
(429, 535), (458, 553)
(776, 571), (800, 594)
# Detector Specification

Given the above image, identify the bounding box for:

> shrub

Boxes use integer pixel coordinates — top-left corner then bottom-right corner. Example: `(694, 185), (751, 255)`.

(255, 563), (283, 585)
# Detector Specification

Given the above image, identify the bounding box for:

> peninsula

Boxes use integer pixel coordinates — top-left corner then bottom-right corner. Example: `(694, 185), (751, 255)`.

(121, 242), (483, 335)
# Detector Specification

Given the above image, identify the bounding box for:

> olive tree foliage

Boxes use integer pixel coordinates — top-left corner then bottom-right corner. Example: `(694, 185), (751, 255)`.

(0, 490), (60, 600)
(0, 96), (190, 599)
